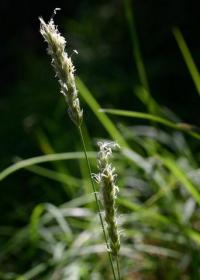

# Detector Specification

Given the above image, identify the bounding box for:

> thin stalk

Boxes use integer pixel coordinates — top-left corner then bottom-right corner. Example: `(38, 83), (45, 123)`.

(78, 125), (117, 280)
(116, 254), (121, 280)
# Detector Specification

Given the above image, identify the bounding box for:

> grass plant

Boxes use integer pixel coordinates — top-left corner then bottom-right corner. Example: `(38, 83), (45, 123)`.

(39, 12), (120, 279)
(1, 6), (200, 280)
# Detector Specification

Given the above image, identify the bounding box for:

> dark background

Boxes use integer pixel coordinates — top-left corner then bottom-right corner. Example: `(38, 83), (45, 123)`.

(1, 0), (200, 237)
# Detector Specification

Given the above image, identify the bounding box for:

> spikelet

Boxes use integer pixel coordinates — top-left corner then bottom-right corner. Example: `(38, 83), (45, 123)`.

(94, 141), (120, 256)
(39, 14), (83, 127)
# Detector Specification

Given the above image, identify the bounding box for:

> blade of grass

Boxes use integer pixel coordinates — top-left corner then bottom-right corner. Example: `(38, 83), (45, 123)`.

(118, 198), (170, 225)
(16, 263), (47, 280)
(35, 129), (75, 194)
(162, 157), (200, 205)
(173, 27), (200, 95)
(0, 152), (96, 181)
(30, 204), (44, 243)
(25, 165), (82, 188)
(144, 177), (177, 207)
(46, 203), (72, 239)
(76, 77), (128, 148)
(101, 108), (200, 140)
(186, 228), (200, 245)
(134, 85), (161, 114)
(119, 198), (200, 246)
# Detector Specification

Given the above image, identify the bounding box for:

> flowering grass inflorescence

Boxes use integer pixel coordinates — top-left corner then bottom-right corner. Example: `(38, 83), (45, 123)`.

(94, 141), (120, 256)
(39, 16), (83, 127)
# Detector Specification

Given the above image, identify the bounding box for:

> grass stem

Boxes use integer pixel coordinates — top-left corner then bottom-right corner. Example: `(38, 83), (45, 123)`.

(116, 254), (121, 280)
(78, 125), (117, 280)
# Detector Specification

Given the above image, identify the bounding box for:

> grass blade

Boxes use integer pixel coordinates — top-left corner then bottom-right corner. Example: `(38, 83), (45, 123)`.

(76, 77), (128, 147)
(0, 152), (96, 181)
(25, 165), (82, 188)
(16, 263), (47, 280)
(173, 27), (200, 95)
(162, 157), (200, 205)
(101, 108), (200, 140)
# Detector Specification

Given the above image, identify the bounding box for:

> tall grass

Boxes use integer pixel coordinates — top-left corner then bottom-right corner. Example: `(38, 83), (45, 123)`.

(39, 13), (121, 279)
(1, 5), (200, 280)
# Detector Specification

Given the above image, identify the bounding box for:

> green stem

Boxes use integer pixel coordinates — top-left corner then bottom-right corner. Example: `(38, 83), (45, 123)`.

(116, 254), (121, 280)
(78, 125), (117, 280)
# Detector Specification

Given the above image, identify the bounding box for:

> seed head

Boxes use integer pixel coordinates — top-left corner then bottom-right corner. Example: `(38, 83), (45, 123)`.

(39, 15), (83, 127)
(94, 141), (120, 256)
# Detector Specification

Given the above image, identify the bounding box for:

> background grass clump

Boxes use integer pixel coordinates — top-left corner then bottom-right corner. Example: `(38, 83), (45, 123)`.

(1, 0), (200, 279)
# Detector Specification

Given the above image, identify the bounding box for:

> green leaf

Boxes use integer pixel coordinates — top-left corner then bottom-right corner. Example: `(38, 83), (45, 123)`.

(162, 157), (200, 205)
(30, 204), (44, 243)
(101, 108), (200, 140)
(173, 27), (200, 95)
(0, 152), (96, 181)
(76, 77), (128, 147)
